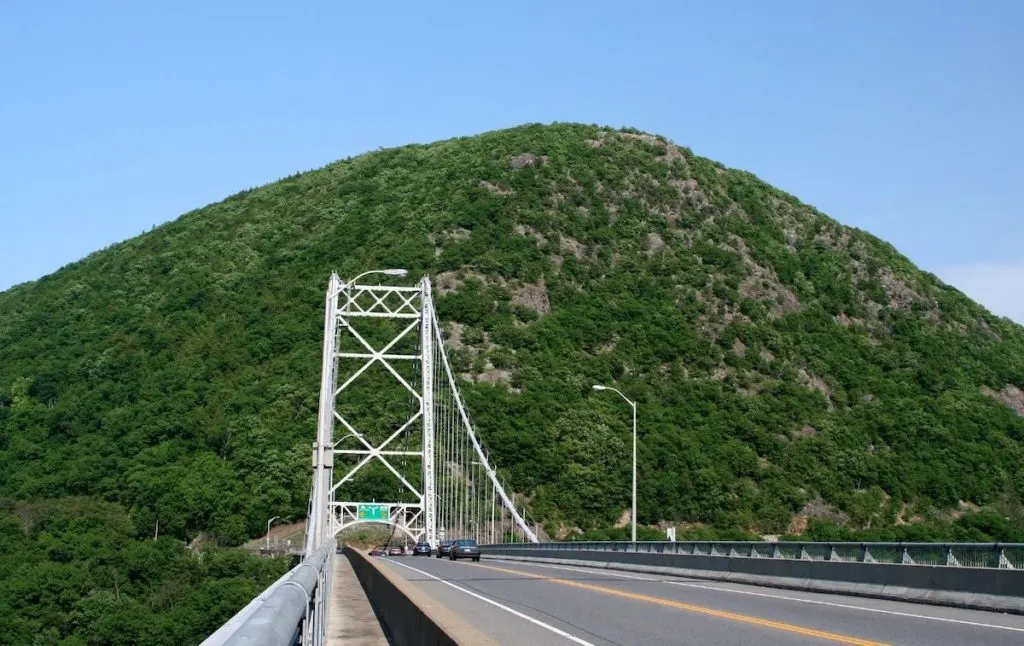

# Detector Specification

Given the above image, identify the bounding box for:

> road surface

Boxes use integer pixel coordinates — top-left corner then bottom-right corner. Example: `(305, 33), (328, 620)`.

(379, 555), (1024, 645)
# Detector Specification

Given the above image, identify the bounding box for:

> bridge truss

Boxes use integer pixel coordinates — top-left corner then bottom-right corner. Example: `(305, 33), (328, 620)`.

(305, 272), (538, 555)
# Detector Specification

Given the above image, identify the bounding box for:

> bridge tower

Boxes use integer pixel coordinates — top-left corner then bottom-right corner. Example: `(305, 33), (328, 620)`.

(305, 272), (537, 555)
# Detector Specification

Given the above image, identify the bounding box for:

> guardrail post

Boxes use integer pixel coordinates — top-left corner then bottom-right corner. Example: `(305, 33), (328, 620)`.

(946, 546), (961, 567)
(902, 546), (915, 565)
(999, 548), (1015, 569)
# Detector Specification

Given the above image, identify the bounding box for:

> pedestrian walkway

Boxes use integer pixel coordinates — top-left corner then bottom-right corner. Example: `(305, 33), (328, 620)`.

(326, 551), (388, 645)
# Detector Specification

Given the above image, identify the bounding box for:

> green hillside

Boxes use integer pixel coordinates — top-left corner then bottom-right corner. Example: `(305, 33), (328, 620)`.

(2, 122), (1024, 639)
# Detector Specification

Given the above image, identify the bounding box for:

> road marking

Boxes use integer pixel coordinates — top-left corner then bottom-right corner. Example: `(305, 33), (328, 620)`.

(383, 558), (598, 646)
(659, 581), (1024, 634)
(491, 559), (655, 581)
(473, 561), (887, 646)
(490, 559), (1024, 634)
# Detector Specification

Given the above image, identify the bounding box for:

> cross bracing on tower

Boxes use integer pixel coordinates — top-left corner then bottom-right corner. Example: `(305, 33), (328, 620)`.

(304, 271), (538, 555)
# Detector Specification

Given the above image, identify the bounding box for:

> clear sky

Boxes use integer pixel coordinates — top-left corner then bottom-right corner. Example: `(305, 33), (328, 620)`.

(1, 1), (1021, 321)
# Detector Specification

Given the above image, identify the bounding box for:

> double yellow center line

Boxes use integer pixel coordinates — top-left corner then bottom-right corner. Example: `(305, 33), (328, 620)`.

(472, 562), (888, 646)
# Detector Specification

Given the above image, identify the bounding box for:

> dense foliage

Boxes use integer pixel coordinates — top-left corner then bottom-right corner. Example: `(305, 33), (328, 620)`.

(2, 122), (1024, 638)
(0, 499), (288, 645)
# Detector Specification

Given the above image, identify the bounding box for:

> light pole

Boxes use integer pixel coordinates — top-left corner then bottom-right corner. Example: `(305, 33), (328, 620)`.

(346, 268), (409, 286)
(593, 384), (638, 543)
(266, 516), (281, 550)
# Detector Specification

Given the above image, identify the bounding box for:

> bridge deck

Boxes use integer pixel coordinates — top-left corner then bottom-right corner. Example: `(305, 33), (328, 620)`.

(377, 555), (1024, 645)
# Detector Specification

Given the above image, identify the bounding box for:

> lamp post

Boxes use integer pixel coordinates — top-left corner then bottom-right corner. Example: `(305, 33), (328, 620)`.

(266, 516), (281, 550)
(346, 268), (409, 286)
(593, 384), (638, 542)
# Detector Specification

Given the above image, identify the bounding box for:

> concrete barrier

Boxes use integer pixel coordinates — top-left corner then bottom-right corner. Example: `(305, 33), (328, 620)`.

(482, 548), (1024, 615)
(344, 547), (497, 646)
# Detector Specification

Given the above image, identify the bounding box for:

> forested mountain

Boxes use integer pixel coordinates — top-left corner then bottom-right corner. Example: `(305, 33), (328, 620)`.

(2, 122), (1024, 641)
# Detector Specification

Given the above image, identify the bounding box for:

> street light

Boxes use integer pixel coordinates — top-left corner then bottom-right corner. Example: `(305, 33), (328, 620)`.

(593, 384), (638, 542)
(338, 268), (409, 305)
(348, 268), (408, 285)
(266, 516), (281, 550)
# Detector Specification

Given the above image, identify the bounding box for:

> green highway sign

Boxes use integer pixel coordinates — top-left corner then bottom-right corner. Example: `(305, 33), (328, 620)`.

(357, 504), (389, 521)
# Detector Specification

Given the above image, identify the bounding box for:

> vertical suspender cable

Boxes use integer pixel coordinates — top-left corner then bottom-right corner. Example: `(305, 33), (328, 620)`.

(442, 376), (448, 541)
(476, 463), (481, 543)
(445, 350), (452, 540)
(463, 412), (469, 539)
(457, 402), (464, 539)
(445, 374), (452, 541)
(436, 348), (443, 542)
(461, 407), (468, 539)
(435, 334), (443, 542)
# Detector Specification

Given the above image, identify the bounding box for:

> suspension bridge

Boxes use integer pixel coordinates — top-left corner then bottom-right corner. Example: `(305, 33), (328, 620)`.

(203, 270), (539, 646)
(202, 272), (1024, 646)
(307, 269), (538, 551)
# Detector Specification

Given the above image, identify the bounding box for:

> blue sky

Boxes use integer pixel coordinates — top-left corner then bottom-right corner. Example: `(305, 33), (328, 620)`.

(1, 1), (1021, 321)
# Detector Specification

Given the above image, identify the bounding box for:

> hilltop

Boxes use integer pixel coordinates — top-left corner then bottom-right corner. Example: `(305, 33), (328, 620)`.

(3, 122), (1024, 547)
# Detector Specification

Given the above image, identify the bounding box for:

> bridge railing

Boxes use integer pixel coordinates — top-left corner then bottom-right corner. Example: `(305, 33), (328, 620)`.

(484, 541), (1024, 569)
(200, 545), (332, 646)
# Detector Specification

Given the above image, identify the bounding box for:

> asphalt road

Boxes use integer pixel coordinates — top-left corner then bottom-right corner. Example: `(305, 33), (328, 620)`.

(379, 555), (1024, 645)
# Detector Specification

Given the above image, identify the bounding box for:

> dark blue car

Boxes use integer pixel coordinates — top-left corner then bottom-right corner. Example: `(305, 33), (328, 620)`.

(412, 541), (432, 556)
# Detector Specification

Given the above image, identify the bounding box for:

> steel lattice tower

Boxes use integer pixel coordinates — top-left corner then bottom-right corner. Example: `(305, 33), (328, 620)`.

(305, 272), (537, 555)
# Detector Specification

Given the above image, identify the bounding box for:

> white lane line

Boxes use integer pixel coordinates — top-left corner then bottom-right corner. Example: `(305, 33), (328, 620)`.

(384, 558), (599, 646)
(488, 558), (1024, 634)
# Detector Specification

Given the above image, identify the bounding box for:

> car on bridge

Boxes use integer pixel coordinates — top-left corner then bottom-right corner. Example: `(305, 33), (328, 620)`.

(448, 538), (480, 562)
(412, 542), (432, 556)
(369, 546), (385, 556)
(387, 545), (405, 556)
(436, 539), (454, 558)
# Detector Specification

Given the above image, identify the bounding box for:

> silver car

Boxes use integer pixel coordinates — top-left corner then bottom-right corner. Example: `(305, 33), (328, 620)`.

(449, 538), (480, 562)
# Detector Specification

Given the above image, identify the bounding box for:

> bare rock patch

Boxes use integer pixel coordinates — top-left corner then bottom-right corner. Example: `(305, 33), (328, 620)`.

(511, 279), (550, 316)
(798, 369), (834, 409)
(514, 224), (547, 248)
(645, 232), (666, 255)
(559, 236), (586, 260)
(732, 338), (747, 357)
(510, 153), (545, 169)
(478, 180), (513, 196)
(982, 384), (1024, 417)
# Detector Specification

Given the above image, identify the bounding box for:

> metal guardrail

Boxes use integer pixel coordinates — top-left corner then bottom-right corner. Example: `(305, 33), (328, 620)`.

(200, 545), (333, 646)
(485, 541), (1024, 569)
